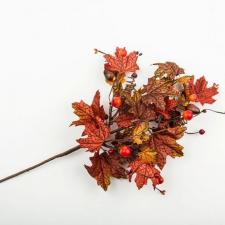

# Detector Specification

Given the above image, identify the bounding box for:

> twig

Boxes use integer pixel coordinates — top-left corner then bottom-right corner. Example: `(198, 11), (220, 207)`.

(185, 131), (199, 134)
(94, 48), (107, 55)
(0, 145), (81, 184)
(202, 109), (225, 114)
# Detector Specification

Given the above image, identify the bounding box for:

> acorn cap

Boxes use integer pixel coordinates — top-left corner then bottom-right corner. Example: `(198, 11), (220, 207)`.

(186, 104), (200, 114)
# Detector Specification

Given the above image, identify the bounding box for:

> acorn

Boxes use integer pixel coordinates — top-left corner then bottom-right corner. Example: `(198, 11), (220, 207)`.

(104, 70), (115, 81)
(186, 104), (200, 114)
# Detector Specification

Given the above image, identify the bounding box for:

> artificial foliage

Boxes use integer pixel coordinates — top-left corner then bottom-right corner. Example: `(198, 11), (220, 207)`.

(71, 47), (220, 193)
(0, 47), (223, 194)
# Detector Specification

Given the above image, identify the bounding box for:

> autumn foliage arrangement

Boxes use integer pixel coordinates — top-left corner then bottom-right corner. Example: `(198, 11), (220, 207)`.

(0, 47), (224, 194)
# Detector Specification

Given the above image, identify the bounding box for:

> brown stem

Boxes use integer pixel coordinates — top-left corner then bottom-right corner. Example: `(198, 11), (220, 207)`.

(202, 109), (225, 114)
(155, 187), (166, 195)
(94, 48), (107, 55)
(0, 145), (81, 184)
(185, 131), (199, 134)
(110, 127), (126, 134)
(0, 124), (129, 184)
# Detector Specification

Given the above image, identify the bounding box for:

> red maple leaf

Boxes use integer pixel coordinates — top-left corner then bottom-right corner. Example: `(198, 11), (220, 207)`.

(71, 90), (105, 126)
(85, 152), (127, 191)
(129, 159), (163, 189)
(115, 114), (134, 128)
(85, 152), (111, 191)
(104, 47), (139, 74)
(77, 116), (110, 152)
(187, 76), (219, 105)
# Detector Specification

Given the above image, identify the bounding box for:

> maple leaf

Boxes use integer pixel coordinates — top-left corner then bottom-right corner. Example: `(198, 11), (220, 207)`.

(104, 47), (139, 74)
(129, 159), (163, 189)
(132, 122), (149, 144)
(91, 90), (106, 119)
(115, 114), (134, 128)
(142, 77), (177, 110)
(124, 89), (156, 121)
(154, 62), (185, 79)
(129, 101), (156, 121)
(71, 90), (105, 126)
(138, 146), (157, 164)
(107, 154), (127, 179)
(85, 152), (127, 191)
(85, 152), (111, 191)
(186, 76), (219, 105)
(156, 98), (178, 120)
(149, 126), (186, 169)
(77, 116), (110, 152)
(167, 126), (187, 139)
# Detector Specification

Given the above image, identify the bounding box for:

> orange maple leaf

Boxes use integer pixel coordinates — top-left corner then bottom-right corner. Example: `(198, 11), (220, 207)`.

(71, 90), (105, 126)
(187, 76), (219, 105)
(104, 47), (139, 74)
(77, 116), (110, 152)
(129, 159), (163, 189)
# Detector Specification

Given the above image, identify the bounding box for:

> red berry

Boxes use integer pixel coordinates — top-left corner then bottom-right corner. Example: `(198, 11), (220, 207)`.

(115, 47), (127, 57)
(183, 110), (193, 120)
(112, 96), (122, 108)
(158, 176), (164, 184)
(108, 148), (114, 155)
(189, 94), (197, 102)
(199, 129), (205, 135)
(119, 146), (131, 157)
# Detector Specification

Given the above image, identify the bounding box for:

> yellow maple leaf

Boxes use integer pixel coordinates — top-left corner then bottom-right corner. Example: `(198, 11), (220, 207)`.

(138, 146), (157, 164)
(132, 122), (149, 144)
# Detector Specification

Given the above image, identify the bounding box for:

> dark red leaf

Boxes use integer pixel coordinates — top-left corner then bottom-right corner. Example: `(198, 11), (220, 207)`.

(85, 152), (127, 191)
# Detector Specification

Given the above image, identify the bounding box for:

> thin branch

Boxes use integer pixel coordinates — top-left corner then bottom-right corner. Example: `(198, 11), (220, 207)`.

(94, 48), (107, 55)
(0, 145), (81, 184)
(185, 131), (199, 134)
(202, 108), (225, 114)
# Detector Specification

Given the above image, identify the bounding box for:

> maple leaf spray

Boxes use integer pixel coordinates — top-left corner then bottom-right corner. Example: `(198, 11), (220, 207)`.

(0, 47), (224, 195)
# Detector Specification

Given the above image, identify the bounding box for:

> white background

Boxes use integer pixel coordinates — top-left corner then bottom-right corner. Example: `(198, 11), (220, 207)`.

(0, 0), (225, 225)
